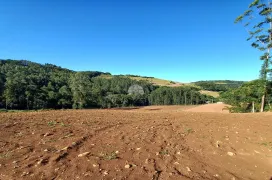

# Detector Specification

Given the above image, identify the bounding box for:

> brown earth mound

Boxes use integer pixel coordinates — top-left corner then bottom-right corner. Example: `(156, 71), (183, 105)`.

(185, 103), (230, 113)
(0, 107), (271, 180)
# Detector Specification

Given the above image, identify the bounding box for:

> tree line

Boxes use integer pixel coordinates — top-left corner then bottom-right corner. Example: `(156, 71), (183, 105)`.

(149, 86), (211, 105)
(235, 0), (272, 112)
(193, 81), (244, 92)
(219, 79), (272, 112)
(0, 60), (213, 110)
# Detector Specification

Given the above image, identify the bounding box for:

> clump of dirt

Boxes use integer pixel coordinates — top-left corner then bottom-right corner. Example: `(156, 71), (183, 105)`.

(0, 106), (271, 179)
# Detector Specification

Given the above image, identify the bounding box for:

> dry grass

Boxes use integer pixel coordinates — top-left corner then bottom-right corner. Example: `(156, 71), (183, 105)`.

(98, 74), (184, 86)
(200, 90), (220, 98)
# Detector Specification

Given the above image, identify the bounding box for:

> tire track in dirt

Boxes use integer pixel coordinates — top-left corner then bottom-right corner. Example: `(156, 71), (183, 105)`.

(68, 115), (227, 180)
(0, 108), (272, 180)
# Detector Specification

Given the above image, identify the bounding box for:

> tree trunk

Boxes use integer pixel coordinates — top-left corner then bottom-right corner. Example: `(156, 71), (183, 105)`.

(252, 101), (255, 113)
(260, 95), (265, 112)
(184, 93), (187, 105)
(27, 98), (29, 110)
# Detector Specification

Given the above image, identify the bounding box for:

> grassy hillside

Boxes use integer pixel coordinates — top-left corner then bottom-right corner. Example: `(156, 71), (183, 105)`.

(98, 74), (226, 98)
(200, 90), (220, 98)
(98, 74), (185, 87)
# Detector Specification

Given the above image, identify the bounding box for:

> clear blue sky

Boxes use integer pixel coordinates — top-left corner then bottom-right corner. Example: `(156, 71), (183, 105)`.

(0, 0), (262, 82)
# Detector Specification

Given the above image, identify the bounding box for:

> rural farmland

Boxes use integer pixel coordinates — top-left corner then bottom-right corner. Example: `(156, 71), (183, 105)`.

(2, 0), (272, 179)
(0, 105), (271, 179)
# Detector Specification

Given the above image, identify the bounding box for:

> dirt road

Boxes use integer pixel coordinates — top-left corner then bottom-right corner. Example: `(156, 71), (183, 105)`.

(0, 106), (271, 179)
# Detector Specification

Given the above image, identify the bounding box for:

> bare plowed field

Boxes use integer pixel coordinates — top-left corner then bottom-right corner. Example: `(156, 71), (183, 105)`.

(0, 105), (271, 180)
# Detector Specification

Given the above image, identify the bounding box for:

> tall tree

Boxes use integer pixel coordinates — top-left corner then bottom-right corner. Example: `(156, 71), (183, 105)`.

(58, 85), (72, 108)
(0, 73), (4, 107)
(69, 72), (93, 109)
(220, 80), (265, 112)
(235, 0), (272, 112)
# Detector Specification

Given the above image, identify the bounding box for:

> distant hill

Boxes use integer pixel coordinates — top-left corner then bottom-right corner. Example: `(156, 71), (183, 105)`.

(97, 75), (244, 98)
(0, 59), (244, 100)
(98, 74), (185, 87)
(191, 80), (245, 92)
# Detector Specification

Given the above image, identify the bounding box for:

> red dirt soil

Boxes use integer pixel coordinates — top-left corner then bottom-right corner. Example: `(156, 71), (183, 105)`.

(185, 103), (230, 113)
(0, 105), (272, 180)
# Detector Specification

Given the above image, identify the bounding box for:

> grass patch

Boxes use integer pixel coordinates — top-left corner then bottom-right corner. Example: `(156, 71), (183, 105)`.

(0, 152), (12, 159)
(200, 90), (220, 98)
(260, 142), (272, 149)
(100, 151), (119, 160)
(159, 149), (169, 155)
(184, 128), (194, 134)
(47, 121), (68, 127)
(63, 133), (74, 139)
(48, 120), (57, 127)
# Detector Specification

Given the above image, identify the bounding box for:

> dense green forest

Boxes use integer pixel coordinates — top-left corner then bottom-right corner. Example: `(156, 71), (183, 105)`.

(193, 81), (245, 92)
(0, 59), (214, 110)
(149, 86), (210, 105)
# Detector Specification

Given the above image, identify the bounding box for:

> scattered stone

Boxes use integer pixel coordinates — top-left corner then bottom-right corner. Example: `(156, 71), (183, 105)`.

(214, 174), (220, 177)
(136, 148), (141, 151)
(78, 152), (90, 157)
(37, 159), (43, 165)
(216, 141), (221, 148)
(44, 149), (49, 152)
(12, 161), (17, 164)
(115, 151), (119, 154)
(125, 164), (131, 169)
(186, 167), (191, 172)
(177, 151), (181, 155)
(14, 165), (20, 169)
(61, 146), (70, 151)
(93, 164), (99, 167)
(227, 152), (235, 156)
(103, 171), (108, 175)
(21, 172), (29, 177)
(44, 132), (52, 137)
(156, 152), (159, 156)
(37, 159), (47, 165)
(225, 135), (230, 141)
(145, 159), (149, 164)
(174, 162), (179, 165)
